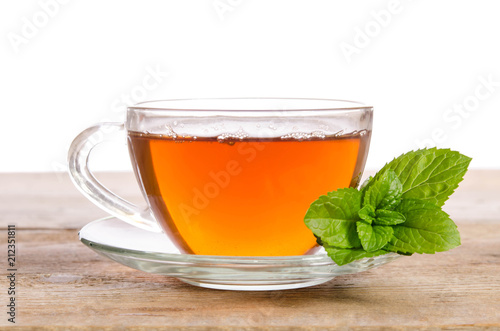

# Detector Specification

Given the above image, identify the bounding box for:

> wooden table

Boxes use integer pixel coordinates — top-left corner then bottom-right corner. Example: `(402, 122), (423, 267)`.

(1, 171), (499, 330)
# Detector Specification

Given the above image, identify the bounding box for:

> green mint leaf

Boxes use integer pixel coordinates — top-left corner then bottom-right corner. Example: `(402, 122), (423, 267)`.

(377, 148), (472, 207)
(362, 169), (402, 210)
(304, 188), (362, 248)
(314, 235), (323, 246)
(304, 148), (470, 266)
(358, 205), (376, 224)
(324, 246), (388, 266)
(356, 221), (394, 252)
(384, 199), (461, 254)
(374, 209), (406, 225)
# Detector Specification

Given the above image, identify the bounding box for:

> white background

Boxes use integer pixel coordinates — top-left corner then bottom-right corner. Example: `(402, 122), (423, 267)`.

(1, 0), (499, 172)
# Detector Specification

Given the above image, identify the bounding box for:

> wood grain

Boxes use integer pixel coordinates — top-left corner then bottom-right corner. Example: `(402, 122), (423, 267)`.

(0, 171), (499, 329)
(0, 172), (142, 230)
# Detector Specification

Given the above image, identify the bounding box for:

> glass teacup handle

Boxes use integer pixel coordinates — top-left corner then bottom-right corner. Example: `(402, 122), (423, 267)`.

(68, 123), (162, 233)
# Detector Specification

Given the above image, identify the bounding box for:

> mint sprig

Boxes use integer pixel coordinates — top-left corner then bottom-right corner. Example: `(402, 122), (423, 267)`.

(304, 148), (471, 266)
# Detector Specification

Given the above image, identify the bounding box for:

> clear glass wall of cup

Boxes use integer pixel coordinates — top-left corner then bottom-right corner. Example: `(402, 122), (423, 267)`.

(69, 98), (373, 257)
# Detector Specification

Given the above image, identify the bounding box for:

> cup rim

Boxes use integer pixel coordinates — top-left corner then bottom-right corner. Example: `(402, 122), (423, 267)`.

(128, 97), (372, 112)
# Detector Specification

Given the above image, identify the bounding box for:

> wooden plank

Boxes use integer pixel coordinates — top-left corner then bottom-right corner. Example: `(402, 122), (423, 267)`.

(0, 172), (144, 230)
(1, 171), (499, 329)
(0, 223), (498, 329)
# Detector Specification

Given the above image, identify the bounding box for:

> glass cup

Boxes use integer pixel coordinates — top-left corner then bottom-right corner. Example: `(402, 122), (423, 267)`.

(68, 98), (373, 256)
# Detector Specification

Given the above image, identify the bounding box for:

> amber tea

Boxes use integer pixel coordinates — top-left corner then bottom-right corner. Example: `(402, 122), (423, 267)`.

(128, 131), (370, 256)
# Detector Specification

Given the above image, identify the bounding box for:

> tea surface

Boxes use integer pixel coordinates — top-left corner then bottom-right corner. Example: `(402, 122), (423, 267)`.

(128, 132), (370, 256)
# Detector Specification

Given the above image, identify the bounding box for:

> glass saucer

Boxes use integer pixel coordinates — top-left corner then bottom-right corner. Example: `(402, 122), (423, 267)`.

(79, 217), (401, 291)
